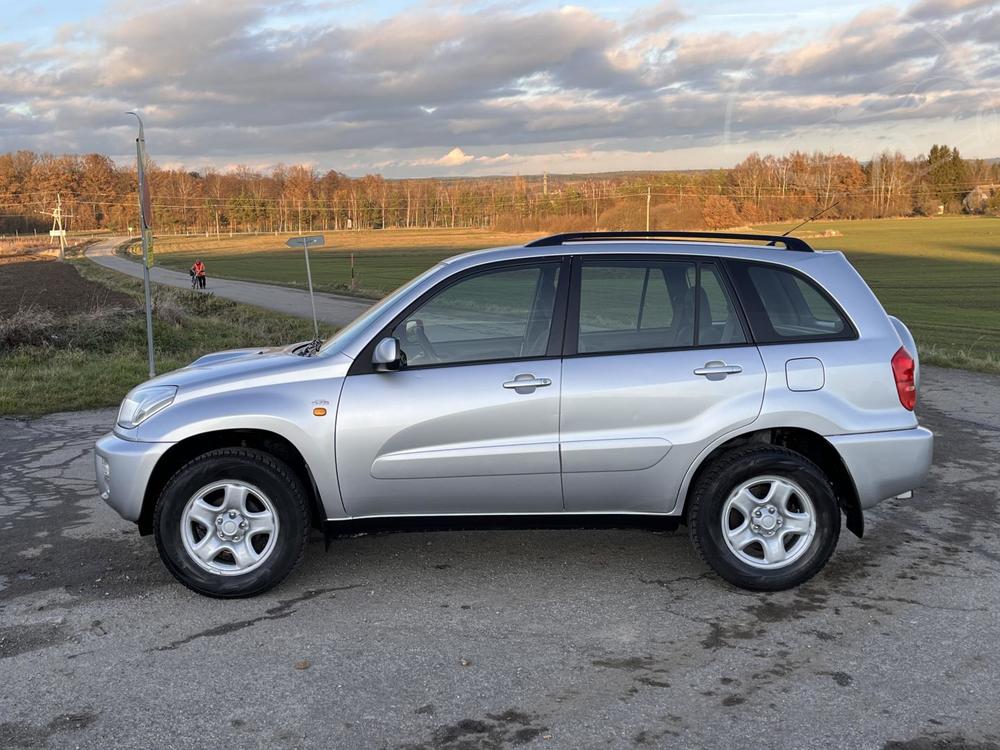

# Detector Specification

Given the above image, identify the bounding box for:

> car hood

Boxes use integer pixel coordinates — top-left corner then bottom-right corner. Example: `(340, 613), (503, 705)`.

(187, 341), (309, 367)
(138, 342), (352, 395)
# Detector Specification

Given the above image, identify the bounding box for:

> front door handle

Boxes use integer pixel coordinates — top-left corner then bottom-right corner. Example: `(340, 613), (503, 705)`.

(694, 361), (743, 378)
(503, 374), (552, 393)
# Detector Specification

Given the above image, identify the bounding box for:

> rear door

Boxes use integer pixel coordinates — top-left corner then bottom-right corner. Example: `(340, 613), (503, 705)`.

(336, 259), (569, 517)
(560, 256), (766, 513)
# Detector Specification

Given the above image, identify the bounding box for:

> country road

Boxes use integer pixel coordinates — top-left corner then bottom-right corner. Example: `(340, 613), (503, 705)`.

(1, 366), (999, 749)
(85, 237), (372, 327)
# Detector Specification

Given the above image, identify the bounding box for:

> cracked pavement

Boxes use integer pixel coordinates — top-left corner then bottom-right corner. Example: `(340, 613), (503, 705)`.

(1, 366), (998, 749)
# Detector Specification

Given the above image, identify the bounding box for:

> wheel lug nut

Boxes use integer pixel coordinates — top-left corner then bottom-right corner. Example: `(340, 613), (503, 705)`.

(216, 517), (223, 525)
(768, 507), (775, 514)
(229, 510), (237, 518)
(240, 521), (248, 528)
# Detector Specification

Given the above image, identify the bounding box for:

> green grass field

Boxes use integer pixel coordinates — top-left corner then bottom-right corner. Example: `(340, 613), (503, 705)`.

(147, 229), (539, 298)
(144, 218), (1000, 372)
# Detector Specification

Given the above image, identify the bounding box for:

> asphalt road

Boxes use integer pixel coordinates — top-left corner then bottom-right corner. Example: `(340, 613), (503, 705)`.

(85, 237), (372, 326)
(1, 366), (998, 749)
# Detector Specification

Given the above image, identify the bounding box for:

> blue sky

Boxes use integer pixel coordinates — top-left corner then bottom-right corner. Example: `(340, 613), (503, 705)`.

(1, 0), (897, 42)
(1, 0), (997, 176)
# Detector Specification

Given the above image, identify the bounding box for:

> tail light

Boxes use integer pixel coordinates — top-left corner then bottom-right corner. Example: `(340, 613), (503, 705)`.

(891, 347), (916, 410)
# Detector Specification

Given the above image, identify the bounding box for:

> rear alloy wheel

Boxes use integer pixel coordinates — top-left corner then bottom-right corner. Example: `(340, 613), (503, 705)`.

(154, 448), (309, 598)
(689, 446), (840, 591)
(721, 475), (816, 569)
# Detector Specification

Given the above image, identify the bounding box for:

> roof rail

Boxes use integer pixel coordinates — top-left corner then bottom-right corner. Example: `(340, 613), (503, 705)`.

(525, 231), (814, 253)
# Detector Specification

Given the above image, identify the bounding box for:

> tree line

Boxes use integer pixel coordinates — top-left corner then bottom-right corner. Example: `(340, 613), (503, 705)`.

(1, 145), (998, 237)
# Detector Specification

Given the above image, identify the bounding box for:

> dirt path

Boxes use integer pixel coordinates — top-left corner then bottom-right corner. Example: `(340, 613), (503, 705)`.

(85, 237), (372, 327)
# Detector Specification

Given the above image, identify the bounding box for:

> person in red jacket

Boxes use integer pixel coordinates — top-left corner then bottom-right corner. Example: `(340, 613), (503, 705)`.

(191, 259), (207, 289)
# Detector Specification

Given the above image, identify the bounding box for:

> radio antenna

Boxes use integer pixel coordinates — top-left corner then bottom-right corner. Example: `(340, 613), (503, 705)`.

(780, 200), (841, 237)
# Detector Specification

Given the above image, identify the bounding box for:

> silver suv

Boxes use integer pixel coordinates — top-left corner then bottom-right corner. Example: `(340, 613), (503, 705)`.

(95, 231), (933, 597)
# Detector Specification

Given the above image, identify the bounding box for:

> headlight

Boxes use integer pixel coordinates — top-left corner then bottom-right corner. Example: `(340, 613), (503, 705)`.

(117, 385), (177, 429)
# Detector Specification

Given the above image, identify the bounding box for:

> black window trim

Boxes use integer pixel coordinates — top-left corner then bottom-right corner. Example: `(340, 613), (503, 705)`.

(722, 258), (859, 345)
(563, 254), (753, 359)
(348, 256), (571, 375)
(348, 252), (858, 376)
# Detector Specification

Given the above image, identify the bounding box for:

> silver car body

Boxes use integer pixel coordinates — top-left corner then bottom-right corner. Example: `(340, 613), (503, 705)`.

(95, 240), (933, 530)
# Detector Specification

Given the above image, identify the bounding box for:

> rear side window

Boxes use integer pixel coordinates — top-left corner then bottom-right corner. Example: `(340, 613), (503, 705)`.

(575, 260), (745, 354)
(728, 260), (851, 343)
(699, 264), (747, 346)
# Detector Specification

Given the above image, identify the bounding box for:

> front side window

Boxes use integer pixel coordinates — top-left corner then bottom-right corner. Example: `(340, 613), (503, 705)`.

(575, 260), (745, 355)
(392, 264), (561, 367)
(729, 260), (850, 342)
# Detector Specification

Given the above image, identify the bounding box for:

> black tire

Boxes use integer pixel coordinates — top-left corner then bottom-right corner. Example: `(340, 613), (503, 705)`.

(688, 445), (841, 591)
(153, 447), (310, 598)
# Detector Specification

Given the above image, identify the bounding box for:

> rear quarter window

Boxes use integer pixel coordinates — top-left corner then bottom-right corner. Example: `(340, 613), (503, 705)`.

(728, 260), (853, 343)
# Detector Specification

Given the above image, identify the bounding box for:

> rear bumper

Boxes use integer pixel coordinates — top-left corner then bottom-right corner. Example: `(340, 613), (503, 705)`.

(94, 432), (173, 522)
(827, 427), (933, 509)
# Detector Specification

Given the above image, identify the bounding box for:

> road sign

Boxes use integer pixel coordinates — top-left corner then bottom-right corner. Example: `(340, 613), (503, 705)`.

(49, 229), (67, 237)
(285, 235), (324, 248)
(286, 235), (324, 340)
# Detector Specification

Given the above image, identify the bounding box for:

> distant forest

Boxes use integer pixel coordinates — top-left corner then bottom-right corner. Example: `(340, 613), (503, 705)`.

(2, 145), (999, 236)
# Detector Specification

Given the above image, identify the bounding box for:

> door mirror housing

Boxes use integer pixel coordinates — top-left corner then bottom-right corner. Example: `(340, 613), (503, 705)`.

(372, 337), (403, 371)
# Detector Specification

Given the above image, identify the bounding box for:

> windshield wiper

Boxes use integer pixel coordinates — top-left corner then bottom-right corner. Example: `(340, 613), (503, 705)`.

(300, 338), (324, 357)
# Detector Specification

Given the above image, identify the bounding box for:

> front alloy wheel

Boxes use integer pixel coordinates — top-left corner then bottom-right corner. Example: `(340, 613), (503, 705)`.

(154, 448), (310, 598)
(180, 481), (280, 576)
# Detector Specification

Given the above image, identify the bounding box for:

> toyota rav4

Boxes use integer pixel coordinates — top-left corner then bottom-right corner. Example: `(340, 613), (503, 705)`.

(95, 231), (933, 597)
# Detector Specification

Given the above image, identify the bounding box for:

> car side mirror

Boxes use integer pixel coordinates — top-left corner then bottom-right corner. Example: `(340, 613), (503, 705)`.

(372, 337), (403, 371)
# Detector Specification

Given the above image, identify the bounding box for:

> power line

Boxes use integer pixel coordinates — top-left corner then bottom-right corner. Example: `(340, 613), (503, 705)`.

(35, 193), (72, 258)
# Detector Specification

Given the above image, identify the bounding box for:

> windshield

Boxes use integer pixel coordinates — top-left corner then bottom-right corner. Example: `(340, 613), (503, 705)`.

(319, 264), (445, 355)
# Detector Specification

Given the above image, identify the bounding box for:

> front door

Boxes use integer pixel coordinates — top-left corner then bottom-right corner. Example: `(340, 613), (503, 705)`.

(336, 260), (567, 517)
(559, 257), (766, 513)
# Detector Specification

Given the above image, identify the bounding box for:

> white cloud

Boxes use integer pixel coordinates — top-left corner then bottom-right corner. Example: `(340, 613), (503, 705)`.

(402, 148), (513, 169)
(407, 147), (475, 167)
(438, 147), (476, 166)
(476, 153), (513, 165)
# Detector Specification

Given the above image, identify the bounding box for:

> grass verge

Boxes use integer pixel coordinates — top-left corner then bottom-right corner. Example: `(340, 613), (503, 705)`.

(0, 260), (334, 417)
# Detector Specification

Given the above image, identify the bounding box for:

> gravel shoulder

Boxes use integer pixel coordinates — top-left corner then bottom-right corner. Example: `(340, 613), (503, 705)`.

(0, 366), (998, 749)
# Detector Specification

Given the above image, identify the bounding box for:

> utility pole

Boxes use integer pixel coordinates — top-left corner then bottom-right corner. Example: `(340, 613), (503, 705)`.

(543, 171), (548, 196)
(128, 111), (156, 378)
(646, 185), (651, 231)
(592, 182), (599, 230)
(37, 193), (72, 259)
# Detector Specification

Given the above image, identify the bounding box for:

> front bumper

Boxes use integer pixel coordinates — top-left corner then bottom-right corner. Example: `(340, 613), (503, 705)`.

(827, 426), (934, 509)
(94, 432), (173, 522)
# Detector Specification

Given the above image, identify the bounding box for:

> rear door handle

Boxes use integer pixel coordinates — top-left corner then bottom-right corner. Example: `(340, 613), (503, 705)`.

(694, 362), (743, 377)
(503, 375), (552, 392)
